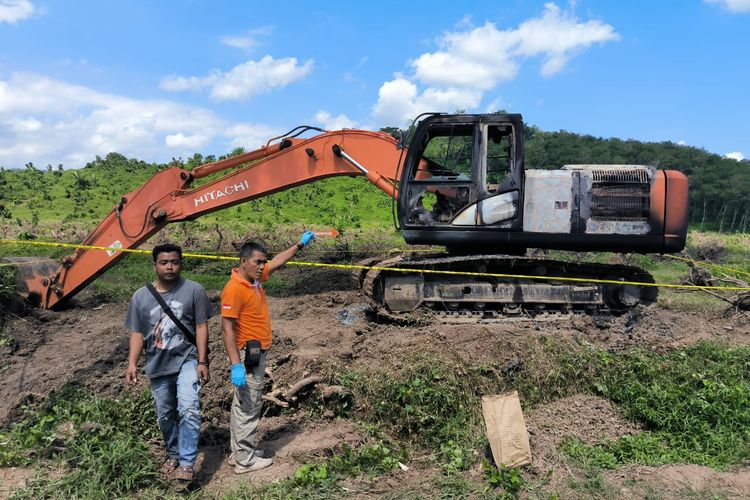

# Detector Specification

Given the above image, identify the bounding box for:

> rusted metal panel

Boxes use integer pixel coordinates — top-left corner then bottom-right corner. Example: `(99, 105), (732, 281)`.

(523, 170), (573, 233)
(585, 219), (651, 234)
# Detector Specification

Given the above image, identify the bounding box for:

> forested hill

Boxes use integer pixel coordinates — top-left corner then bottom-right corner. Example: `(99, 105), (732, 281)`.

(524, 127), (749, 231)
(0, 128), (748, 232)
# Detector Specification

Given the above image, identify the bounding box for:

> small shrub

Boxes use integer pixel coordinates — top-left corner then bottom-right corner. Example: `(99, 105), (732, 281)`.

(482, 460), (525, 498)
(17, 231), (36, 240)
(356, 359), (478, 448)
(329, 441), (407, 477)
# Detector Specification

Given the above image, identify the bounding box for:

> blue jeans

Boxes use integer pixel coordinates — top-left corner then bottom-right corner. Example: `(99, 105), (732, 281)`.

(149, 358), (201, 467)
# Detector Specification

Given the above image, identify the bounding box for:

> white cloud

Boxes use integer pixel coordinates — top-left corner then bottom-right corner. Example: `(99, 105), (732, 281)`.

(0, 0), (35, 24)
(724, 151), (745, 161)
(224, 123), (281, 151)
(165, 133), (209, 150)
(677, 140), (688, 146)
(514, 3), (620, 76)
(221, 35), (257, 50)
(160, 55), (313, 101)
(372, 77), (419, 126)
(0, 72), (277, 169)
(373, 76), (482, 126)
(159, 74), (214, 93)
(372, 2), (619, 126)
(705, 0), (750, 13)
(315, 110), (357, 130)
(220, 26), (273, 50)
(411, 24), (520, 90)
(7, 117), (42, 132)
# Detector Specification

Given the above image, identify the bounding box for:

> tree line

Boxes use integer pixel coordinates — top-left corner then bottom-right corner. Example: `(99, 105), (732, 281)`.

(0, 126), (748, 232)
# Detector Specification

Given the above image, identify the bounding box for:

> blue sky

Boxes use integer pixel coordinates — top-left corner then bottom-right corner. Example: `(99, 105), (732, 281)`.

(1, 0), (748, 169)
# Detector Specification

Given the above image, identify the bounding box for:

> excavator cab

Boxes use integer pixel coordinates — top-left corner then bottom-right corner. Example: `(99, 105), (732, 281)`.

(398, 113), (525, 250)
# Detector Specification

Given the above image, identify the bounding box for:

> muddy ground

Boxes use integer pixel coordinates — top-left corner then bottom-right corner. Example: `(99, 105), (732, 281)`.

(1, 266), (749, 498)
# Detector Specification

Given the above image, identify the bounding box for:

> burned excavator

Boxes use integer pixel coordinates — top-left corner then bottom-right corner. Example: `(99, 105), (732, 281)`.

(13, 113), (688, 319)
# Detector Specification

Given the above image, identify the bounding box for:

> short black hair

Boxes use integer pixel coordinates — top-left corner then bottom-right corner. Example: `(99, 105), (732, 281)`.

(238, 241), (268, 260)
(152, 243), (183, 262)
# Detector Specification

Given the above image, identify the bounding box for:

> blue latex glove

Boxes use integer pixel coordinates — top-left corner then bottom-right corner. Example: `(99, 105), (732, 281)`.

(231, 363), (247, 387)
(299, 231), (315, 248)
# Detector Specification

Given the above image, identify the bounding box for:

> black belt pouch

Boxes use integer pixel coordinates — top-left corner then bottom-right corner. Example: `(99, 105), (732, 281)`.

(244, 340), (262, 371)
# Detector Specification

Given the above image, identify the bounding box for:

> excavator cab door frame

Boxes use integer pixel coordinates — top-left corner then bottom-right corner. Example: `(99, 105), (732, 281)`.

(397, 114), (525, 244)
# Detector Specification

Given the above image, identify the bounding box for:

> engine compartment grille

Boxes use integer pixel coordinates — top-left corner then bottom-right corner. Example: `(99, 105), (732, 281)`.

(590, 168), (650, 221)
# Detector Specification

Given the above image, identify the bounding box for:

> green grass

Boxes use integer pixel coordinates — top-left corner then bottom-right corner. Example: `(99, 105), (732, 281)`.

(338, 340), (749, 497)
(657, 289), (728, 315)
(564, 342), (750, 473)
(687, 231), (750, 274)
(2, 385), (163, 498)
(223, 440), (407, 500)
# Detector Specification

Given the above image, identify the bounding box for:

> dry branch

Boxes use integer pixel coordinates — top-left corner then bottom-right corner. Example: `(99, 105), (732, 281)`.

(687, 262), (750, 310)
(285, 374), (325, 401)
(262, 394), (289, 408)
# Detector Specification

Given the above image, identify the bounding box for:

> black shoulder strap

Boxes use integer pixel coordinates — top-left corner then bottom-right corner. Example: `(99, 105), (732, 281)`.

(146, 283), (197, 347)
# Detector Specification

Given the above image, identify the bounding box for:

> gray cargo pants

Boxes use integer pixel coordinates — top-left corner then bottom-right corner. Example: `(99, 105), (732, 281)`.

(231, 349), (268, 466)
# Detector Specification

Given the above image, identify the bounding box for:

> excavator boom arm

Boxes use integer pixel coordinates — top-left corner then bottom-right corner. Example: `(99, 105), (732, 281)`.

(21, 129), (403, 309)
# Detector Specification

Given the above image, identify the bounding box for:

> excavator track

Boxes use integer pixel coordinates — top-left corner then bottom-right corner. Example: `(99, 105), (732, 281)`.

(356, 254), (657, 322)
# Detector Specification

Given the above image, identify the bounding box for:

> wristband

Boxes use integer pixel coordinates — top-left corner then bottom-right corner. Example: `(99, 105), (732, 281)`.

(198, 361), (209, 366)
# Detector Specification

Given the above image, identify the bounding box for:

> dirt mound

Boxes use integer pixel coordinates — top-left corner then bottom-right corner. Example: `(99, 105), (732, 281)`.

(0, 301), (129, 426)
(607, 464), (750, 498)
(1, 273), (749, 496)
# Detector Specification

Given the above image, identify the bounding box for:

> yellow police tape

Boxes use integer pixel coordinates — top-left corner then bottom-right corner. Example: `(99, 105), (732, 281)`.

(1, 239), (749, 292)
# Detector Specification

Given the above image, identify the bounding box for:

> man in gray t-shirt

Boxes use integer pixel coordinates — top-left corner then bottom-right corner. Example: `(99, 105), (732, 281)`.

(124, 243), (212, 483)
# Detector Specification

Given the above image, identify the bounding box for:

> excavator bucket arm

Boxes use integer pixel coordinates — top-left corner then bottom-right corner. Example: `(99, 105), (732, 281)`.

(20, 129), (403, 309)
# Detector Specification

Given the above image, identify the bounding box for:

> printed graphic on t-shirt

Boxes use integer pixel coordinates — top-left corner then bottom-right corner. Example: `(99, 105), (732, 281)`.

(149, 300), (185, 350)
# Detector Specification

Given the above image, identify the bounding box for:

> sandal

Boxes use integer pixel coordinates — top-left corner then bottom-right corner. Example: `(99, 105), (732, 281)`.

(160, 457), (179, 477)
(173, 465), (195, 482)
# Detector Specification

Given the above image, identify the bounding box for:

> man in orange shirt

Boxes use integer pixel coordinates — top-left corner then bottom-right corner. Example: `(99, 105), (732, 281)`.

(220, 231), (315, 474)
